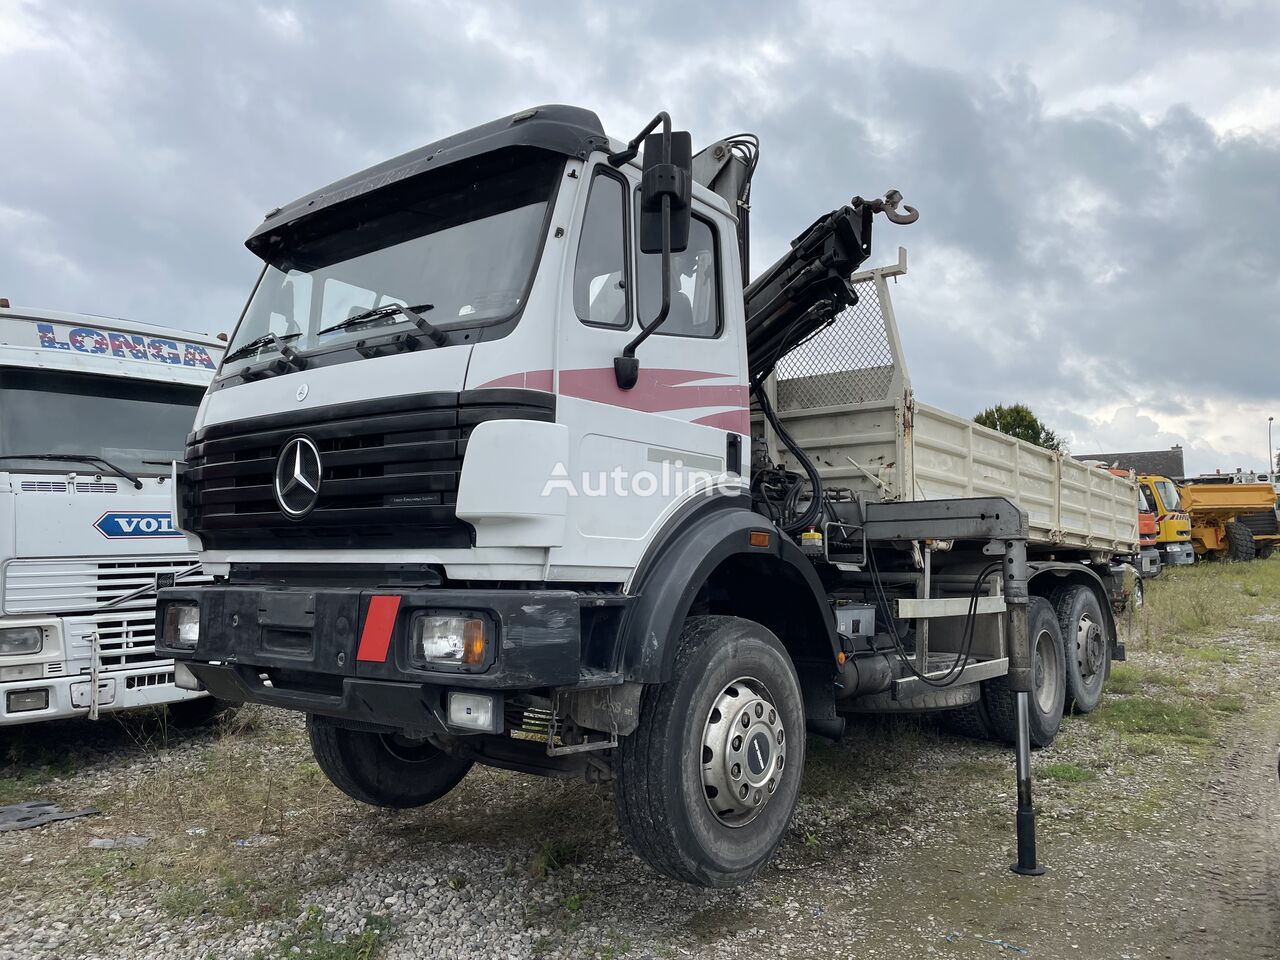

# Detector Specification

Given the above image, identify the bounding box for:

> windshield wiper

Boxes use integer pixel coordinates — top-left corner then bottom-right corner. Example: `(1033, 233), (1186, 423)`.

(316, 303), (446, 345)
(222, 330), (302, 366)
(0, 454), (144, 489)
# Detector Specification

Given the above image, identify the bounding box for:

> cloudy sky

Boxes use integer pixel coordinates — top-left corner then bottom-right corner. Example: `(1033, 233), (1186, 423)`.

(2, 0), (1277, 474)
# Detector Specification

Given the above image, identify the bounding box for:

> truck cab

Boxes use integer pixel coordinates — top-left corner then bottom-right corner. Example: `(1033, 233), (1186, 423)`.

(0, 306), (221, 724)
(1138, 474), (1195, 566)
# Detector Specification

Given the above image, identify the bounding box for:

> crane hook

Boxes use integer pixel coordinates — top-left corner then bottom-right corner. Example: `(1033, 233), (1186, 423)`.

(852, 189), (920, 225)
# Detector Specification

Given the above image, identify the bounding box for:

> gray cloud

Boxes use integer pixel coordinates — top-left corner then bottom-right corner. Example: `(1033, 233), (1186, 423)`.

(1, 0), (1277, 474)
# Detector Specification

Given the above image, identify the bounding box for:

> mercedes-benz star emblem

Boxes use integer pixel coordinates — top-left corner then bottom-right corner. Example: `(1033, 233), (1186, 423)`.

(274, 436), (322, 518)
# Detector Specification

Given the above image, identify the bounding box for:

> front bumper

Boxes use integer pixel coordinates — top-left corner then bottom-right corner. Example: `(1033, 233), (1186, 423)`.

(0, 668), (207, 727)
(1160, 542), (1196, 565)
(156, 584), (586, 732)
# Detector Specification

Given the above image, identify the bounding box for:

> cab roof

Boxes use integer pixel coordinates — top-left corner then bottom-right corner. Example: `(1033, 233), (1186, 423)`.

(247, 104), (608, 260)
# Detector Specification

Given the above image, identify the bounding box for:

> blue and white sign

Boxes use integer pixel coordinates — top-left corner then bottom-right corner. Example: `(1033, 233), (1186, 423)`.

(94, 512), (183, 539)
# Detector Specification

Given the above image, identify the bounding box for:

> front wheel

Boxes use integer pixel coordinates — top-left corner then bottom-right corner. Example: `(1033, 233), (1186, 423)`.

(307, 717), (472, 809)
(614, 616), (805, 887)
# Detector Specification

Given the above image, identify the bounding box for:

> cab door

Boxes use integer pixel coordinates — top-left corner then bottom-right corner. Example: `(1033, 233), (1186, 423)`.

(549, 158), (748, 580)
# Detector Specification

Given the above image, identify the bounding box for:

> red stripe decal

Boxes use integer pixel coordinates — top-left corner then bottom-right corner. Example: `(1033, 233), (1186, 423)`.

(475, 367), (748, 431)
(692, 409), (751, 433)
(356, 595), (401, 663)
(475, 369), (554, 391)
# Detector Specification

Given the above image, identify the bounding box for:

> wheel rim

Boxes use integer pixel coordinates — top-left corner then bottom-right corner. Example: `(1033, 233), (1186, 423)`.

(1033, 627), (1063, 714)
(1074, 613), (1106, 685)
(1132, 580), (1145, 610)
(701, 677), (786, 828)
(378, 733), (438, 763)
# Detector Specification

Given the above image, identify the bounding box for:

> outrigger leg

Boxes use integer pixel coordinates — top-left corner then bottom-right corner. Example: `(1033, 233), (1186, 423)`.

(1002, 537), (1044, 876)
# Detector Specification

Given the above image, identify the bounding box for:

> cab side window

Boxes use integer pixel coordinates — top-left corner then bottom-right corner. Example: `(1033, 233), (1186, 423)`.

(573, 170), (630, 328)
(636, 205), (721, 339)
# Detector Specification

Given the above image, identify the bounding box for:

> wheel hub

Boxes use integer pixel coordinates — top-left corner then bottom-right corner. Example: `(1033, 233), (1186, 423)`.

(701, 678), (785, 827)
(1077, 616), (1105, 676)
(1033, 628), (1062, 714)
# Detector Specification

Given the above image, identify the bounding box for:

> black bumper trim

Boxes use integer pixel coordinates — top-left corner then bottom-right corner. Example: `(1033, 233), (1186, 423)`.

(158, 583), (584, 693)
(191, 662), (449, 736)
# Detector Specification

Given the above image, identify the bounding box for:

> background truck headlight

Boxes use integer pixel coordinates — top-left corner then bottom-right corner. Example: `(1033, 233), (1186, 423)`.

(161, 604), (200, 650)
(410, 614), (489, 670)
(0, 626), (43, 657)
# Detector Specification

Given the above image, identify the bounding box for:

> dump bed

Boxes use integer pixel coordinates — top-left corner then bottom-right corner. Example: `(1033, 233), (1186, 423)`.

(1179, 482), (1278, 522)
(755, 250), (1139, 556)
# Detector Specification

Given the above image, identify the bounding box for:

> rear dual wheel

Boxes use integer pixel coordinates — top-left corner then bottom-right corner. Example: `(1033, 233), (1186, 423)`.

(615, 616), (805, 887)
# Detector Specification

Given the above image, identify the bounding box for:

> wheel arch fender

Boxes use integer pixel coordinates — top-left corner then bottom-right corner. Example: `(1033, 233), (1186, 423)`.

(1027, 562), (1118, 650)
(618, 497), (839, 686)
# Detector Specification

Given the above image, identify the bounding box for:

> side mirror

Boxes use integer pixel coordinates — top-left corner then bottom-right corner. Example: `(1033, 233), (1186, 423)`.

(608, 113), (693, 389)
(638, 130), (692, 255)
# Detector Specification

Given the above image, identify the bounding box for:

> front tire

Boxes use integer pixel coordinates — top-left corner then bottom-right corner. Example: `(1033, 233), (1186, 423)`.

(307, 717), (472, 809)
(982, 597), (1066, 748)
(614, 616), (805, 887)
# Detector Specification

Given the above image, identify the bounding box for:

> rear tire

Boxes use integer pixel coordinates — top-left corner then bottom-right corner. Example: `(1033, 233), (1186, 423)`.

(1051, 585), (1109, 714)
(938, 695), (995, 741)
(306, 717), (472, 809)
(1226, 522), (1256, 562)
(614, 616), (805, 887)
(1259, 542), (1276, 560)
(982, 597), (1066, 748)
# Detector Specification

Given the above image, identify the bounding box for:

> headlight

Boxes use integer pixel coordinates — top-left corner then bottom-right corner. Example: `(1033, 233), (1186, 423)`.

(410, 614), (490, 670)
(0, 626), (43, 657)
(161, 603), (200, 650)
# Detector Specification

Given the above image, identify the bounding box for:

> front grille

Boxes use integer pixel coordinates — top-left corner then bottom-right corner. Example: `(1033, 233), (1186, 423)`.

(184, 389), (555, 550)
(3, 556), (206, 615)
(93, 609), (169, 672)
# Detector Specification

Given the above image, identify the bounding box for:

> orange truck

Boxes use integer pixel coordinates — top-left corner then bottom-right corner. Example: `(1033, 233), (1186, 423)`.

(1105, 468), (1161, 577)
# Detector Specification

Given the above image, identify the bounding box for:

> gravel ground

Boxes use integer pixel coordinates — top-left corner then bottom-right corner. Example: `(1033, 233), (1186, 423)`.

(2, 566), (1278, 959)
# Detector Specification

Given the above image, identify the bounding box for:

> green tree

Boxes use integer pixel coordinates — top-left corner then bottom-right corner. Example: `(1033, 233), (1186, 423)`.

(974, 403), (1067, 452)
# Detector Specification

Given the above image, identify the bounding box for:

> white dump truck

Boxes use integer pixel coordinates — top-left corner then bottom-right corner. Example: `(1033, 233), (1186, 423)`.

(159, 106), (1138, 886)
(0, 304), (222, 725)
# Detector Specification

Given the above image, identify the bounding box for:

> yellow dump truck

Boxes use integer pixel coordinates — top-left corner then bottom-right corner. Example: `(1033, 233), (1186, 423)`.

(1177, 481), (1280, 561)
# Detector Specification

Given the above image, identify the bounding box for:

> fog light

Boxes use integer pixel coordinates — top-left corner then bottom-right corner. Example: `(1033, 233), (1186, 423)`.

(162, 604), (200, 650)
(0, 626), (42, 657)
(6, 688), (49, 713)
(447, 691), (502, 733)
(411, 615), (489, 670)
(174, 662), (204, 691)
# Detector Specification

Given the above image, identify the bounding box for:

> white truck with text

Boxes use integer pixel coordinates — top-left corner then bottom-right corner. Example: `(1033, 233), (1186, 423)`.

(0, 305), (221, 725)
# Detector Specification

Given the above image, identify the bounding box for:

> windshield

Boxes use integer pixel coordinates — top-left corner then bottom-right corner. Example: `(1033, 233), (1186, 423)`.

(222, 149), (563, 374)
(0, 368), (202, 475)
(1150, 479), (1182, 512)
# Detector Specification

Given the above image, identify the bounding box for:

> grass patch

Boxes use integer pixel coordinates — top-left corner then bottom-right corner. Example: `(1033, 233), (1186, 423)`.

(1180, 644), (1238, 664)
(1106, 663), (1184, 695)
(255, 906), (388, 960)
(528, 837), (587, 879)
(1093, 696), (1217, 745)
(1134, 561), (1280, 651)
(1041, 761), (1094, 783)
